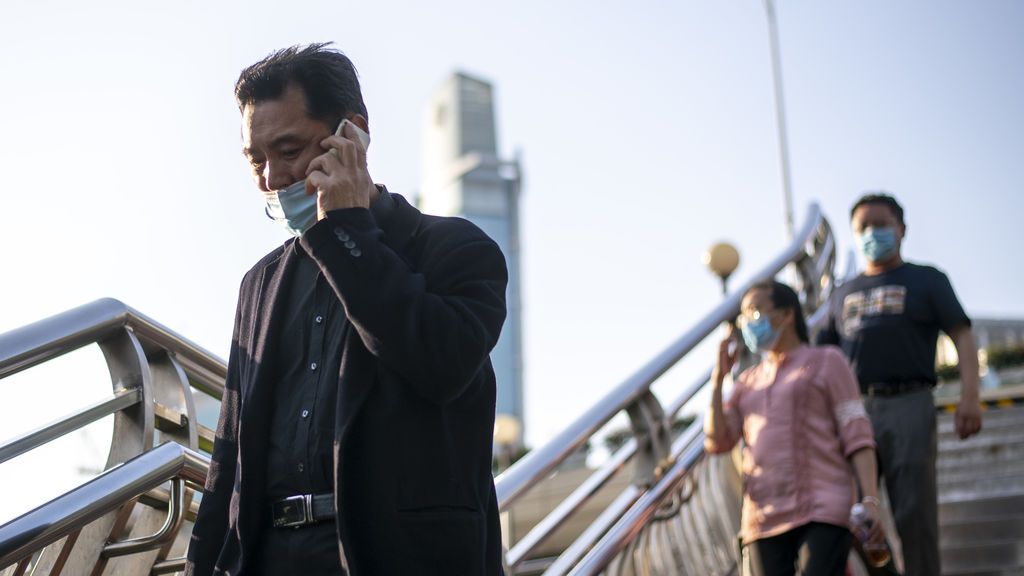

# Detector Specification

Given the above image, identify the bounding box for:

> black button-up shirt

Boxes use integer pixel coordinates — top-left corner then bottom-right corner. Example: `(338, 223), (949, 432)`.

(265, 188), (395, 500)
(264, 239), (348, 499)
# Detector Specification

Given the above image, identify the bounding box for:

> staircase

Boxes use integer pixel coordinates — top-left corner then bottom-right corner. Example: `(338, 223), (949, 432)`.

(938, 402), (1024, 576)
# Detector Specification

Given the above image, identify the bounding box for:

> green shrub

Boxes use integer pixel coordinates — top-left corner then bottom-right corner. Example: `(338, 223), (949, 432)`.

(936, 364), (960, 382)
(988, 345), (1024, 370)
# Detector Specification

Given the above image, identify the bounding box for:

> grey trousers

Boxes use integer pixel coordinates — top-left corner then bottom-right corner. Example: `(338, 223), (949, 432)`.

(864, 388), (939, 576)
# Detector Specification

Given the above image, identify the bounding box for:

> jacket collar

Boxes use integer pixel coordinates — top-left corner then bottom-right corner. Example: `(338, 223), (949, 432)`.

(376, 187), (422, 257)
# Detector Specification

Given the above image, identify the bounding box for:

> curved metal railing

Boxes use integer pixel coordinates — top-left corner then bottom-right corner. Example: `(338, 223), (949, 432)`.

(0, 204), (836, 576)
(0, 443), (209, 574)
(569, 304), (835, 576)
(495, 203), (837, 574)
(0, 299), (226, 575)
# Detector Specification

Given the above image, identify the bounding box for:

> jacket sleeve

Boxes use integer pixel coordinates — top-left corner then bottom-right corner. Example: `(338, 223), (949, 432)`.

(300, 207), (508, 405)
(185, 293), (244, 576)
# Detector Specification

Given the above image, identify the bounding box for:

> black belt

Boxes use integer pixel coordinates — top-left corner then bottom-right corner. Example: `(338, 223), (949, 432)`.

(865, 380), (933, 397)
(270, 493), (335, 528)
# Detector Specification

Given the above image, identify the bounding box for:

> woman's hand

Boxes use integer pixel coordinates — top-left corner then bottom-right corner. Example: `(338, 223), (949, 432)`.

(862, 498), (886, 546)
(713, 327), (739, 386)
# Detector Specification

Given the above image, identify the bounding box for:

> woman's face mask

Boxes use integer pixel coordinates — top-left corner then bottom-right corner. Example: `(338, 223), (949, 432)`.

(739, 311), (781, 354)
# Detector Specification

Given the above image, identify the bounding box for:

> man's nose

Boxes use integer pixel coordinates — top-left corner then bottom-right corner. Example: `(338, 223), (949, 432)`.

(264, 162), (298, 191)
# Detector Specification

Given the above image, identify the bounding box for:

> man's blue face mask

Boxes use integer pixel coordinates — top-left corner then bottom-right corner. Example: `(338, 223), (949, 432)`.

(265, 180), (317, 237)
(740, 313), (780, 354)
(857, 227), (898, 263)
(264, 119), (371, 237)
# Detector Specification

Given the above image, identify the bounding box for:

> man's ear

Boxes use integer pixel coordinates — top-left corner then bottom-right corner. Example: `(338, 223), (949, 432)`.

(350, 114), (369, 134)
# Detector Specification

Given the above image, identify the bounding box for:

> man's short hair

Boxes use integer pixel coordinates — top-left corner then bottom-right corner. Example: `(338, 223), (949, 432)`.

(850, 191), (905, 225)
(235, 42), (368, 126)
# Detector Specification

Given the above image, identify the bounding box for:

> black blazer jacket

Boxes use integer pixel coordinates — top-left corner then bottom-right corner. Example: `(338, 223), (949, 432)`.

(186, 191), (508, 576)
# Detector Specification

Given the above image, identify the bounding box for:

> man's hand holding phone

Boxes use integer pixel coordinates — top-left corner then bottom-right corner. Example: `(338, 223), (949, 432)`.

(305, 119), (375, 219)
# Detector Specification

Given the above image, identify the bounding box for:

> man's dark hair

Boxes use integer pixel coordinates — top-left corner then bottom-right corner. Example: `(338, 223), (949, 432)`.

(850, 191), (904, 225)
(749, 280), (809, 343)
(235, 42), (368, 126)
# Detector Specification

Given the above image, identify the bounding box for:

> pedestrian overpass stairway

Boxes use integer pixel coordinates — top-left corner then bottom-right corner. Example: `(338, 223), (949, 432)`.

(0, 202), (1019, 576)
(937, 399), (1024, 576)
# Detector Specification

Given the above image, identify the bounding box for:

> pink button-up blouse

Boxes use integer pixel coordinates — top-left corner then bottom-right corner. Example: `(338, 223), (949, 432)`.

(704, 345), (875, 543)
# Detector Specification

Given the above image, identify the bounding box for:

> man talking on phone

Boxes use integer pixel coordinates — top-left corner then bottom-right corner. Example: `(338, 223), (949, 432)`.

(186, 43), (508, 576)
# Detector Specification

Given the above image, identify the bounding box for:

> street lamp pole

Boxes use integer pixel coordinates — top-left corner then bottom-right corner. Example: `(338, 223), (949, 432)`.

(763, 0), (796, 241)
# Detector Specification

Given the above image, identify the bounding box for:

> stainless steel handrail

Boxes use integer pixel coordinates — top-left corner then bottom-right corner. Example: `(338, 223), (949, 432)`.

(506, 368), (713, 566)
(0, 204), (833, 575)
(0, 298), (226, 397)
(495, 203), (827, 509)
(102, 478), (186, 558)
(0, 298), (225, 575)
(497, 203), (835, 574)
(0, 389), (142, 465)
(550, 420), (709, 576)
(0, 442), (209, 569)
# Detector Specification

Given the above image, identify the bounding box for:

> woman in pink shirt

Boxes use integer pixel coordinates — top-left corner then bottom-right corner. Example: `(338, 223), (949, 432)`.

(705, 281), (885, 576)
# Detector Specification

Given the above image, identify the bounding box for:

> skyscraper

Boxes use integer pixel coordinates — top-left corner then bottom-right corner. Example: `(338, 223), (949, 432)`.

(419, 72), (524, 442)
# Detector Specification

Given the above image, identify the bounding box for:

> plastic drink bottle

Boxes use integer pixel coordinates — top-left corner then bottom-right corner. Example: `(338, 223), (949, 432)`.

(850, 503), (892, 567)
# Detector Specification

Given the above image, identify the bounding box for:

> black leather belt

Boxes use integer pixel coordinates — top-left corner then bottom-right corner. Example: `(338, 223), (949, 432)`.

(865, 380), (933, 397)
(270, 493), (335, 528)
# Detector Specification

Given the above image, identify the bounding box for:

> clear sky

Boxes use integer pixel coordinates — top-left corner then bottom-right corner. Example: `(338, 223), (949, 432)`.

(1, 1), (1022, 522)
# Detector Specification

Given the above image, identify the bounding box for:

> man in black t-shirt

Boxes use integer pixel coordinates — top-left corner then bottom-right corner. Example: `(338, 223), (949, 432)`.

(818, 192), (982, 576)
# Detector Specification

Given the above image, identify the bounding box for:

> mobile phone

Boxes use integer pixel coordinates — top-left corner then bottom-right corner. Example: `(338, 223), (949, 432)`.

(337, 119), (371, 150)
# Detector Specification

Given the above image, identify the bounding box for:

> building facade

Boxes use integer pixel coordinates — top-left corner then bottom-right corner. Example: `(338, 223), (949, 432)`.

(419, 72), (525, 442)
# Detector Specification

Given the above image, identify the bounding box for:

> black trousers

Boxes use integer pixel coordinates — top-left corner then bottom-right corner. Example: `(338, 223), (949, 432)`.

(251, 521), (346, 576)
(747, 522), (852, 576)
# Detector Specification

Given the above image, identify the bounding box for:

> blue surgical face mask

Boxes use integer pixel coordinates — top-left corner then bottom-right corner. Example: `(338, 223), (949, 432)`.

(262, 119), (372, 237)
(265, 180), (316, 237)
(857, 227), (898, 263)
(740, 314), (780, 354)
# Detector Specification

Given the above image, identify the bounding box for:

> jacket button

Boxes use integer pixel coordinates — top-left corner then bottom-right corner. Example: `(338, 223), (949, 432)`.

(310, 362), (318, 371)
(350, 249), (362, 258)
(333, 228), (349, 241)
(344, 240), (356, 249)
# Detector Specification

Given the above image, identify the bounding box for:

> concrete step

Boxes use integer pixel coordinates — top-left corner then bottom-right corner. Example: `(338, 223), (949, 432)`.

(937, 406), (1024, 432)
(941, 480), (1024, 503)
(940, 515), (1024, 547)
(939, 422), (1024, 443)
(940, 539), (1024, 576)
(939, 430), (1024, 455)
(939, 493), (1024, 522)
(938, 418), (1024, 440)
(939, 460), (1024, 487)
(937, 443), (1024, 471)
(943, 567), (1024, 576)
(939, 431), (1024, 449)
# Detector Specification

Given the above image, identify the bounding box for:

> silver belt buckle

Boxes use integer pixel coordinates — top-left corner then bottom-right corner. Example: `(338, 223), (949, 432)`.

(273, 494), (314, 528)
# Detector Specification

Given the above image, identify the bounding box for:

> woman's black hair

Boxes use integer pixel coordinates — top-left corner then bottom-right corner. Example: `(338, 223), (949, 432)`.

(748, 280), (809, 343)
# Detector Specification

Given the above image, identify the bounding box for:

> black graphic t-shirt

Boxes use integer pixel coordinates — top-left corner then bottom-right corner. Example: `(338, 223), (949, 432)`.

(816, 263), (970, 390)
